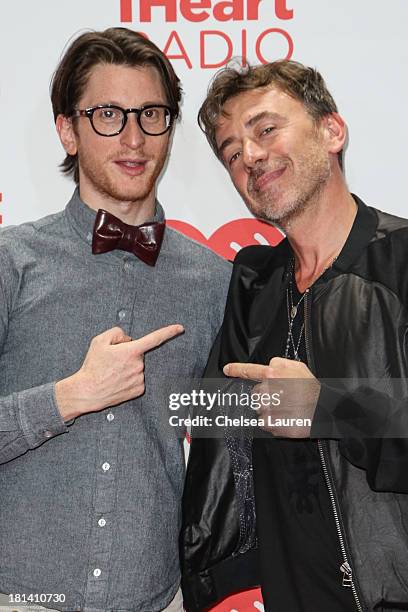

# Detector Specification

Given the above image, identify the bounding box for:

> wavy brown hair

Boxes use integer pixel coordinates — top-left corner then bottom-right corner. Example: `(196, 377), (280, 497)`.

(51, 28), (182, 183)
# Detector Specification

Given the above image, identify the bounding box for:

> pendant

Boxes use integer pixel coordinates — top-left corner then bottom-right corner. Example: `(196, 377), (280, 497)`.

(290, 305), (297, 319)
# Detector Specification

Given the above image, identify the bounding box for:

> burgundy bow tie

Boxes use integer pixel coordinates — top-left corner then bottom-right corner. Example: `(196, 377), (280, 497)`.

(92, 209), (165, 266)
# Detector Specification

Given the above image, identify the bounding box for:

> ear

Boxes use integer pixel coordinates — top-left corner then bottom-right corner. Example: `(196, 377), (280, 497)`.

(56, 114), (78, 156)
(322, 112), (347, 155)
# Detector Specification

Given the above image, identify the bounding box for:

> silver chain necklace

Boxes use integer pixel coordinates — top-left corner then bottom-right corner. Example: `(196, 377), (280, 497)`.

(284, 275), (308, 361)
(284, 256), (338, 361)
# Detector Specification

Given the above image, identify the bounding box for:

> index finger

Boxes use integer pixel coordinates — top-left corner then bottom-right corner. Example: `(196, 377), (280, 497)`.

(132, 324), (184, 354)
(223, 362), (274, 381)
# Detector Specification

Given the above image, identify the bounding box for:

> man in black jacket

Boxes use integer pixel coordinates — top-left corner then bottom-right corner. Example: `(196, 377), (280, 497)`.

(181, 60), (408, 612)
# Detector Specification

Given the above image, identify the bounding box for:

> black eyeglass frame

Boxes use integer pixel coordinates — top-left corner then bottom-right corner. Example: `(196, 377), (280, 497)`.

(70, 103), (177, 137)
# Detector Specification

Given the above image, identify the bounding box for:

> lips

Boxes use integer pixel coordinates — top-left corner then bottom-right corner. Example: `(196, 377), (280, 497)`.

(254, 166), (286, 191)
(114, 159), (147, 176)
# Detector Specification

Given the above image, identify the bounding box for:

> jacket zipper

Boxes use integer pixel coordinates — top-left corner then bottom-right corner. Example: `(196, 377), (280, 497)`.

(304, 289), (364, 612)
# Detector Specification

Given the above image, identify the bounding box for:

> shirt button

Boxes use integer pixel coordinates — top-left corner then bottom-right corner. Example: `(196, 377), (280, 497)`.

(107, 413), (114, 422)
(43, 430), (53, 439)
(102, 462), (110, 471)
(93, 568), (101, 577)
(87, 232), (93, 243)
(124, 261), (131, 271)
(118, 309), (126, 320)
(98, 518), (106, 527)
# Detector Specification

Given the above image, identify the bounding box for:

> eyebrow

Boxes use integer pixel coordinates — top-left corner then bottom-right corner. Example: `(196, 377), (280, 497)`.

(245, 110), (283, 128)
(218, 111), (284, 157)
(87, 100), (167, 109)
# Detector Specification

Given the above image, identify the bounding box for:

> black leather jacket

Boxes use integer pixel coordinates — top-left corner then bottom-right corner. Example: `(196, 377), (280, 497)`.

(181, 197), (408, 612)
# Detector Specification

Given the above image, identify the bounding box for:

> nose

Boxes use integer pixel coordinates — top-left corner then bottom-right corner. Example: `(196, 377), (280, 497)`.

(120, 113), (145, 149)
(242, 137), (268, 169)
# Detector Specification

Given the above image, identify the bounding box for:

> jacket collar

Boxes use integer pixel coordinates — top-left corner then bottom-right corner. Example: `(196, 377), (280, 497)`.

(281, 194), (379, 288)
(325, 194), (378, 280)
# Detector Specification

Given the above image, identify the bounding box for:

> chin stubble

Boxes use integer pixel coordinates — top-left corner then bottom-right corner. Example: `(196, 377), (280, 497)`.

(247, 147), (331, 229)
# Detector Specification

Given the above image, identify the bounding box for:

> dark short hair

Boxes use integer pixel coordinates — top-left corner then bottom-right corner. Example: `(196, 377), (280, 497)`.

(198, 60), (343, 168)
(50, 27), (182, 183)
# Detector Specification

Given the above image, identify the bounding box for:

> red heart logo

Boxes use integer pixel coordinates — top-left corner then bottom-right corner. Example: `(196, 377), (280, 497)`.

(167, 218), (283, 260)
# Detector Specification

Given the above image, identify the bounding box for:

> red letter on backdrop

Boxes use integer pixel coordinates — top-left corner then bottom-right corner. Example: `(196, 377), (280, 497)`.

(256, 28), (294, 63)
(163, 31), (193, 68)
(120, 0), (133, 21)
(200, 31), (233, 68)
(246, 0), (261, 20)
(213, 0), (244, 21)
(275, 0), (293, 19)
(140, 0), (177, 22)
(180, 0), (211, 22)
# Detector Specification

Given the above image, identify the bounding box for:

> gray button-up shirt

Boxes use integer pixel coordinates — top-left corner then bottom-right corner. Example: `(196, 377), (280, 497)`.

(0, 190), (231, 611)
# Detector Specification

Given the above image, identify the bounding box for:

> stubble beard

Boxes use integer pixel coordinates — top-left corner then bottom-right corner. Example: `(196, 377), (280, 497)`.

(246, 144), (331, 230)
(78, 146), (168, 206)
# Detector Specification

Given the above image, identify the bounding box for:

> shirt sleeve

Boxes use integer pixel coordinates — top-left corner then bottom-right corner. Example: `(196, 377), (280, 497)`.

(0, 382), (69, 464)
(311, 383), (408, 493)
(0, 254), (68, 464)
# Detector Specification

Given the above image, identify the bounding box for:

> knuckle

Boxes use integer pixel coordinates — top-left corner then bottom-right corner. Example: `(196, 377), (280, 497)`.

(136, 370), (145, 384)
(134, 359), (145, 374)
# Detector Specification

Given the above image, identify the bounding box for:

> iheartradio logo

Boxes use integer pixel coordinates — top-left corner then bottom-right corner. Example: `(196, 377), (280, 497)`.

(167, 217), (283, 260)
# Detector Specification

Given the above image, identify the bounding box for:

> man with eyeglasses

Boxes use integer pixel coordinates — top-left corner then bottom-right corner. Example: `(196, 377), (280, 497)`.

(0, 28), (230, 612)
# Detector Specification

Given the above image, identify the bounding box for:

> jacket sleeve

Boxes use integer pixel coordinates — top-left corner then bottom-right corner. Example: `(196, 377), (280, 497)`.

(0, 258), (68, 465)
(311, 384), (408, 492)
